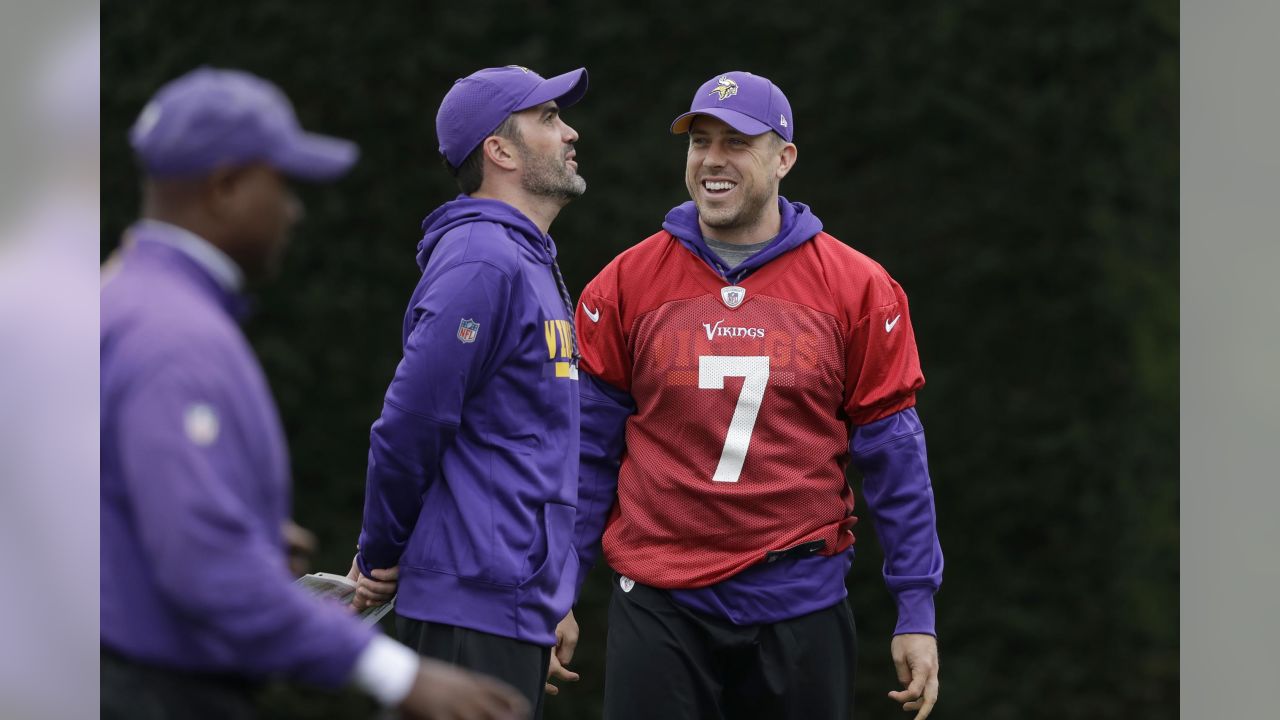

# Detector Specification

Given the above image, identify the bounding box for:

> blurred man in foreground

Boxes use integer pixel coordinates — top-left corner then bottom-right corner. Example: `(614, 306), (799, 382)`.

(100, 67), (528, 720)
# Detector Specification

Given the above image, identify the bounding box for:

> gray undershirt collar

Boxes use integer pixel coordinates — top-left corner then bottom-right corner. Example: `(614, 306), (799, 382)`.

(704, 236), (774, 271)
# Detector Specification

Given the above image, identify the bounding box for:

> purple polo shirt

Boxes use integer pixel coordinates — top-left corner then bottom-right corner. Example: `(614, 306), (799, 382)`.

(100, 221), (372, 686)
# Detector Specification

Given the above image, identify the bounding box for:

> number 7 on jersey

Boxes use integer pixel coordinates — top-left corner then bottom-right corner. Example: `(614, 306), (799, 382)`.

(698, 355), (771, 483)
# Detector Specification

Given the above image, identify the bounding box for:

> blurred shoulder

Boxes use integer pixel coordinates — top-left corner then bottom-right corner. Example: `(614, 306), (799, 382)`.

(101, 266), (247, 379)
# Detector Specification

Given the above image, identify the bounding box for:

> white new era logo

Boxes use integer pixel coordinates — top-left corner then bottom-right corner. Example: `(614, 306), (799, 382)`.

(779, 115), (788, 128)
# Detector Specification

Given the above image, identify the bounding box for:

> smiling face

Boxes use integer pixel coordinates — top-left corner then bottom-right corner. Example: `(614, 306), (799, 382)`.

(510, 100), (586, 202)
(684, 115), (795, 239)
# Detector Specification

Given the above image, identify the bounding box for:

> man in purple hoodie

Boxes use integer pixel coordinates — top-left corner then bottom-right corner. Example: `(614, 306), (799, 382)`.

(350, 66), (588, 718)
(573, 72), (944, 719)
(101, 67), (528, 720)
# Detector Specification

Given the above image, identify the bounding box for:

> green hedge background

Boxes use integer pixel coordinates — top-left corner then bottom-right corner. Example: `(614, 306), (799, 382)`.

(103, 1), (1177, 717)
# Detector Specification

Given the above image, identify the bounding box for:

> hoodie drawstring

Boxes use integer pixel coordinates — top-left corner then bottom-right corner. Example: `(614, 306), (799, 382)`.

(549, 256), (579, 364)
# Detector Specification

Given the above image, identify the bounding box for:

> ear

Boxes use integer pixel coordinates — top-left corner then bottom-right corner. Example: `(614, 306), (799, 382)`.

(204, 166), (244, 218)
(775, 142), (797, 180)
(482, 135), (520, 172)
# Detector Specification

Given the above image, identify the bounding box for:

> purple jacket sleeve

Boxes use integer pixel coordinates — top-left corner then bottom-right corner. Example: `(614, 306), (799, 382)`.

(118, 359), (373, 687)
(358, 260), (513, 573)
(850, 407), (944, 636)
(573, 373), (634, 597)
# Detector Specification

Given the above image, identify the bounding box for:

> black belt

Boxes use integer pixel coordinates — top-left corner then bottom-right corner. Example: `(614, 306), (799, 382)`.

(763, 539), (826, 563)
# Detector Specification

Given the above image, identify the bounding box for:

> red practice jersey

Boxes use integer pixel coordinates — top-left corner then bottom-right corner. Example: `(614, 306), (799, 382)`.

(577, 231), (924, 589)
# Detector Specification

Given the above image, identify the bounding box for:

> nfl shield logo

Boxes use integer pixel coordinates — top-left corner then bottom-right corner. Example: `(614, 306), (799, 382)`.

(720, 285), (747, 309)
(456, 318), (480, 343)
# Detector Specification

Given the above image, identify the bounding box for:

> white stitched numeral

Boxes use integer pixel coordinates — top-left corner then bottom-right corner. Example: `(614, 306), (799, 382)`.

(698, 356), (770, 483)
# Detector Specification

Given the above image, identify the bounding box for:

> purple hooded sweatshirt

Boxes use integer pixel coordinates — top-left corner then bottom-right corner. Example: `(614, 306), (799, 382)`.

(100, 223), (372, 687)
(357, 196), (581, 647)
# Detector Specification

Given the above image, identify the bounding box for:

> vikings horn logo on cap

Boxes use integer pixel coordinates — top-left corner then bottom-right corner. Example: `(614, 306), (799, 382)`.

(710, 76), (739, 101)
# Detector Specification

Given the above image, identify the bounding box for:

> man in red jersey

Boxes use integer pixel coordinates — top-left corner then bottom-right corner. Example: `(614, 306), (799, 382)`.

(571, 72), (943, 720)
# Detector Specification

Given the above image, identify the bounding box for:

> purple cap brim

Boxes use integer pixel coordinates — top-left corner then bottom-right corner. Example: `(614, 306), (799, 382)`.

(270, 132), (359, 181)
(516, 68), (589, 112)
(670, 108), (773, 137)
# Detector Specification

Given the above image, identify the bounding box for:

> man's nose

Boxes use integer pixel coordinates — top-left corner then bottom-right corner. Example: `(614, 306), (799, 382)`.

(561, 119), (579, 144)
(702, 141), (727, 167)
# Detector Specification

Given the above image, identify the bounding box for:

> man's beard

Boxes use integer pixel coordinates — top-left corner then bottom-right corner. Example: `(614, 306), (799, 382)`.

(696, 179), (773, 230)
(517, 139), (586, 201)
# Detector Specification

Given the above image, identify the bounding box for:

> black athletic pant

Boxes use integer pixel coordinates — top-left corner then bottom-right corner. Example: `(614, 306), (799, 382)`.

(100, 646), (258, 720)
(396, 615), (552, 720)
(603, 575), (858, 720)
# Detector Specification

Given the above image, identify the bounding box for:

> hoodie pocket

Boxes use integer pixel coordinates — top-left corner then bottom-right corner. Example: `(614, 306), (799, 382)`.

(519, 502), (575, 588)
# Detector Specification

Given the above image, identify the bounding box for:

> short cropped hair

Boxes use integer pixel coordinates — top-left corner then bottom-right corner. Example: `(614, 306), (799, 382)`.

(444, 115), (520, 195)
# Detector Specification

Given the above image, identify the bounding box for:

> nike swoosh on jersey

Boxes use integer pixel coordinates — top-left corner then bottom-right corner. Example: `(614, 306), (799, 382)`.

(885, 314), (901, 332)
(583, 303), (601, 323)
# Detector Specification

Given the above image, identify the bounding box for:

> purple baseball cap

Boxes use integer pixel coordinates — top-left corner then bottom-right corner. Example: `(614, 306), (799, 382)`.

(436, 65), (588, 168)
(670, 71), (793, 142)
(129, 67), (358, 180)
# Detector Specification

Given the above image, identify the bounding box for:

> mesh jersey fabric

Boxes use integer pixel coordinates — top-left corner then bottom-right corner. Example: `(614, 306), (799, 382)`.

(577, 230), (924, 589)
